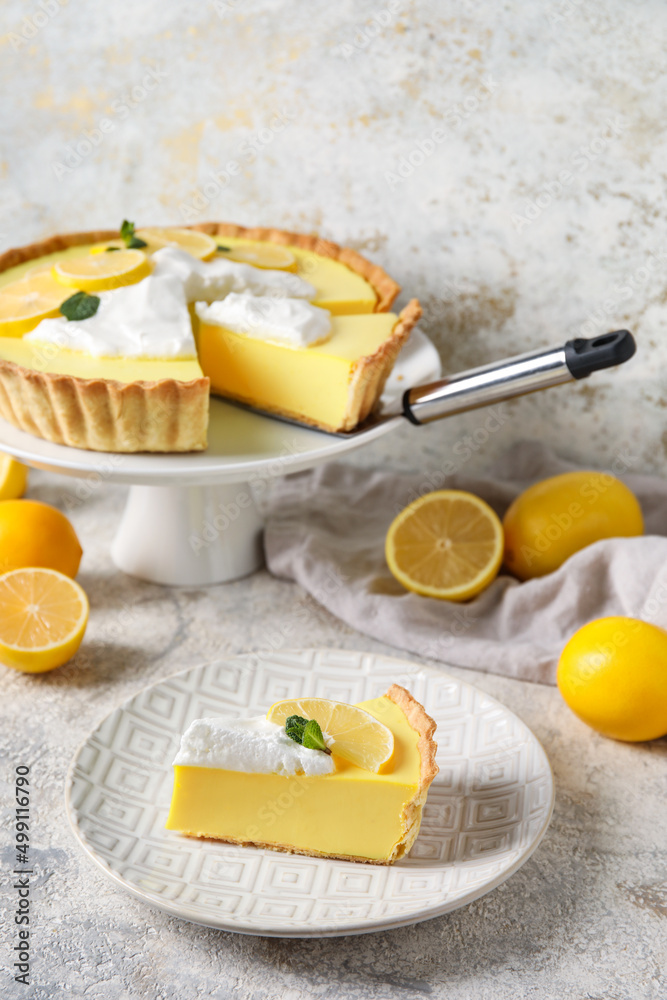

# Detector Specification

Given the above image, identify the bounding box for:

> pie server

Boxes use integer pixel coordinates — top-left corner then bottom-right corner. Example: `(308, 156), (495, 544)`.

(341, 328), (636, 436)
(231, 329), (636, 437)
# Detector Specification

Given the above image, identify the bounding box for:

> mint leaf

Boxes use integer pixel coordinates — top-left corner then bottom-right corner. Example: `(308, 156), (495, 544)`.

(105, 246), (121, 252)
(59, 291), (100, 321)
(119, 219), (147, 249)
(301, 719), (331, 754)
(285, 715), (308, 744)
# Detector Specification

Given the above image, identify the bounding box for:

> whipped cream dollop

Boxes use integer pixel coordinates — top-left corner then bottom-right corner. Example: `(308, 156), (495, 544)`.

(195, 293), (332, 348)
(25, 273), (196, 359)
(173, 717), (335, 777)
(152, 247), (316, 302)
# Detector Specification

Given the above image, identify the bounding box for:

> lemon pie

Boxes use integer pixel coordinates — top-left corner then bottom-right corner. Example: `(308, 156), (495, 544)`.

(0, 225), (420, 451)
(166, 685), (438, 864)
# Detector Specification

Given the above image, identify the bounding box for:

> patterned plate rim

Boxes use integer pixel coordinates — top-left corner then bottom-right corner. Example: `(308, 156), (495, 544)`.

(65, 650), (555, 938)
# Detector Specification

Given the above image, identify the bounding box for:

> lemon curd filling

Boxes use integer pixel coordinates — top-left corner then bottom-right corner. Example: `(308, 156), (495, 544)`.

(166, 696), (424, 862)
(214, 237), (378, 314)
(0, 337), (203, 384)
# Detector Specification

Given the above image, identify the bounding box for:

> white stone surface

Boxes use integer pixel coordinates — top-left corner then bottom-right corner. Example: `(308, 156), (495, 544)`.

(1, 1), (667, 998)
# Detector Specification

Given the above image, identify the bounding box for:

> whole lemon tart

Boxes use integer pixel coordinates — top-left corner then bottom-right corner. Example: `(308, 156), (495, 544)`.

(166, 684), (439, 864)
(0, 224), (421, 452)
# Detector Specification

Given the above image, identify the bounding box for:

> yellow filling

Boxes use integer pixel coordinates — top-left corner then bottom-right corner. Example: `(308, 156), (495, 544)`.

(198, 312), (398, 428)
(166, 696), (422, 861)
(215, 237), (378, 314)
(0, 337), (202, 384)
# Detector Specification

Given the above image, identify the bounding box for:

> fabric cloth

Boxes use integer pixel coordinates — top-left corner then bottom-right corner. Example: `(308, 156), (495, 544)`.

(264, 440), (667, 684)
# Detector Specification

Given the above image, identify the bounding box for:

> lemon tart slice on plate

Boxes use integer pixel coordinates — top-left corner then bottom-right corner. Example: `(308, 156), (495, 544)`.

(0, 225), (420, 451)
(165, 684), (438, 864)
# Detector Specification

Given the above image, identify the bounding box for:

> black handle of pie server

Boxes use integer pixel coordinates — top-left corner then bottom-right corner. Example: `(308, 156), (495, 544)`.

(564, 329), (636, 379)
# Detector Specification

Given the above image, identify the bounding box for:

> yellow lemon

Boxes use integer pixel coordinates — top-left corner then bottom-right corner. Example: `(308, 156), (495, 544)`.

(503, 471), (643, 581)
(135, 227), (218, 260)
(267, 697), (394, 772)
(385, 490), (504, 601)
(0, 454), (28, 500)
(219, 243), (298, 271)
(0, 500), (82, 578)
(0, 568), (89, 673)
(558, 617), (667, 741)
(52, 248), (150, 291)
(0, 271), (67, 336)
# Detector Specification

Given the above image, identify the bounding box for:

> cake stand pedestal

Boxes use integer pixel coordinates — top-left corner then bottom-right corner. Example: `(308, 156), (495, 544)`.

(0, 333), (440, 586)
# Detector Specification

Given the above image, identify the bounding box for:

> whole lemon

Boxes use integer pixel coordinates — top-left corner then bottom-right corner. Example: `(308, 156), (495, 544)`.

(503, 471), (643, 580)
(0, 499), (82, 578)
(557, 617), (667, 741)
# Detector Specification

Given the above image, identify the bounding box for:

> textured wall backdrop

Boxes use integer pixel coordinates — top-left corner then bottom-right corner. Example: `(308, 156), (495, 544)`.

(2, 0), (665, 472)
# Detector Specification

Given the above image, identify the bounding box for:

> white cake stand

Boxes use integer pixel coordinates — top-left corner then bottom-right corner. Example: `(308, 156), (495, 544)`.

(0, 332), (441, 586)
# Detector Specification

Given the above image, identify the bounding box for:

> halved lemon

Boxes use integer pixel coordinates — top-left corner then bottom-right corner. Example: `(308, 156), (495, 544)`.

(0, 272), (66, 336)
(219, 243), (297, 271)
(0, 454), (28, 500)
(135, 227), (218, 261)
(385, 490), (504, 602)
(52, 248), (150, 291)
(267, 697), (394, 772)
(0, 568), (89, 673)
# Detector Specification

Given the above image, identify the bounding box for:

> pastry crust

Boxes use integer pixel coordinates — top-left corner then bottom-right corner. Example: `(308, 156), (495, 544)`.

(0, 359), (209, 452)
(190, 222), (401, 312)
(0, 225), (416, 450)
(178, 684), (439, 865)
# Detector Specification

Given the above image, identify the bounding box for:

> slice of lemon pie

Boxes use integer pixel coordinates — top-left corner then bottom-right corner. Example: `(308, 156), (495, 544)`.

(0, 224), (421, 451)
(166, 685), (438, 864)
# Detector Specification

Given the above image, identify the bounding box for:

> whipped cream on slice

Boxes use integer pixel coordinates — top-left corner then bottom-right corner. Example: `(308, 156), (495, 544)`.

(25, 273), (196, 359)
(173, 717), (335, 776)
(195, 293), (331, 348)
(152, 246), (316, 302)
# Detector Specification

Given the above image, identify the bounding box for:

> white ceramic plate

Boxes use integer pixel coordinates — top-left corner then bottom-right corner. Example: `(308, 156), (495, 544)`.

(66, 650), (554, 938)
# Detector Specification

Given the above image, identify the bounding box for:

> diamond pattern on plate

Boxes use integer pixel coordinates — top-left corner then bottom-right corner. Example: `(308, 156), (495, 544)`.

(66, 650), (554, 937)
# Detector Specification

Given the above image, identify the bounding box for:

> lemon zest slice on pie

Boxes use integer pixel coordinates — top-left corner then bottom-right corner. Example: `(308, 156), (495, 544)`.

(0, 272), (67, 336)
(219, 244), (297, 271)
(53, 249), (150, 292)
(0, 567), (89, 673)
(267, 697), (395, 772)
(135, 227), (217, 260)
(386, 490), (504, 601)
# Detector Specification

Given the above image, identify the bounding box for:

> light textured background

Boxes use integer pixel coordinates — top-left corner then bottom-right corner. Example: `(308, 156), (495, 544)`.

(1, 2), (667, 998)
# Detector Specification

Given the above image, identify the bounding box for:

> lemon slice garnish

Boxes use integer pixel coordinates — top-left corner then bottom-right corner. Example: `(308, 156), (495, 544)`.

(0, 568), (89, 673)
(52, 248), (150, 292)
(0, 272), (66, 336)
(220, 243), (297, 271)
(385, 490), (504, 602)
(135, 227), (218, 260)
(267, 697), (394, 772)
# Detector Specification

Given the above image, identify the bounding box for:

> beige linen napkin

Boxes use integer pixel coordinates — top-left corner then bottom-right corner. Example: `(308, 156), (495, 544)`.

(264, 441), (667, 684)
